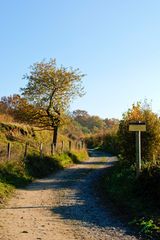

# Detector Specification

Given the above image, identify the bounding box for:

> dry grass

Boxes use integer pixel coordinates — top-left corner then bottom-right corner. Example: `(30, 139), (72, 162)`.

(0, 114), (15, 123)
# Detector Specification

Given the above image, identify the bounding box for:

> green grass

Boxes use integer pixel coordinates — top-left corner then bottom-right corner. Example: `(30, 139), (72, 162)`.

(0, 182), (14, 204)
(0, 159), (31, 204)
(25, 154), (64, 178)
(67, 149), (89, 163)
(102, 161), (160, 239)
(0, 160), (32, 187)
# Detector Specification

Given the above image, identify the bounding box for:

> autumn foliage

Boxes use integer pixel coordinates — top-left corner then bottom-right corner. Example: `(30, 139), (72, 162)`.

(118, 102), (160, 165)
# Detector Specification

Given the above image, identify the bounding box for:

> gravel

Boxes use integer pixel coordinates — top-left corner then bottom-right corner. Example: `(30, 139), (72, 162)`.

(0, 152), (142, 240)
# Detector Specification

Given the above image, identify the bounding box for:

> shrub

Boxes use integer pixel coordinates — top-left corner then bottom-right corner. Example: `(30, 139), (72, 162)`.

(118, 102), (160, 165)
(67, 149), (88, 163)
(25, 150), (88, 178)
(103, 133), (119, 155)
(135, 165), (160, 207)
(0, 182), (14, 203)
(0, 160), (31, 187)
(25, 154), (62, 178)
(103, 162), (160, 239)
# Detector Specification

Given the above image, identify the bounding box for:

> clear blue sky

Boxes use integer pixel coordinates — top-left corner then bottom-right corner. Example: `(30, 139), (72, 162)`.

(0, 0), (160, 119)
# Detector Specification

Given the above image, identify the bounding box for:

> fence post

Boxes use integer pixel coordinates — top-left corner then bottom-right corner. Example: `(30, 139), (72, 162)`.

(51, 143), (54, 155)
(69, 140), (72, 151)
(153, 154), (156, 163)
(24, 142), (29, 161)
(81, 140), (84, 149)
(61, 141), (64, 152)
(40, 143), (43, 158)
(7, 142), (11, 160)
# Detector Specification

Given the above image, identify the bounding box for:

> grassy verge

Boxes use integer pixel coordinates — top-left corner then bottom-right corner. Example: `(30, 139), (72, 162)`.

(102, 161), (160, 240)
(0, 160), (32, 204)
(67, 149), (89, 163)
(0, 149), (88, 204)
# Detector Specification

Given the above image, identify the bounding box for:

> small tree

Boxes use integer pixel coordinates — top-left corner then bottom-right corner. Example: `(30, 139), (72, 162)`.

(118, 102), (160, 165)
(21, 58), (85, 147)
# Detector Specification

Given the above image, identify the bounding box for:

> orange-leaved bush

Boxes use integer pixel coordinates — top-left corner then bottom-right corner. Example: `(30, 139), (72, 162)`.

(118, 102), (160, 166)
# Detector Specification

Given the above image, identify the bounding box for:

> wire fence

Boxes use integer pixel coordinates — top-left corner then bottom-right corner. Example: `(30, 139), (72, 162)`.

(0, 140), (85, 162)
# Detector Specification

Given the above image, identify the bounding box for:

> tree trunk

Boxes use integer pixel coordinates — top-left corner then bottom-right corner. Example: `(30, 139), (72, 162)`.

(53, 125), (58, 148)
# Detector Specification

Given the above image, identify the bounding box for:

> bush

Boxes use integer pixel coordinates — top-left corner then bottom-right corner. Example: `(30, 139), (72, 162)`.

(118, 102), (160, 165)
(103, 133), (119, 155)
(85, 131), (119, 155)
(0, 160), (31, 187)
(25, 154), (63, 178)
(104, 162), (137, 210)
(103, 162), (160, 239)
(85, 134), (103, 149)
(67, 149), (88, 163)
(135, 165), (160, 207)
(0, 182), (14, 203)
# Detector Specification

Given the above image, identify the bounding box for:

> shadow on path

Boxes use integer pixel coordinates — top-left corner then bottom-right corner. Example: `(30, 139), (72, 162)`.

(49, 150), (140, 239)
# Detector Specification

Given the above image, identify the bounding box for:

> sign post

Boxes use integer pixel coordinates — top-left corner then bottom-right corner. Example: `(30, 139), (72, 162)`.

(129, 121), (146, 177)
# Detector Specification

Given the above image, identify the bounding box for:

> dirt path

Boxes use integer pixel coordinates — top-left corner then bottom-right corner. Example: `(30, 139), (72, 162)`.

(0, 152), (141, 240)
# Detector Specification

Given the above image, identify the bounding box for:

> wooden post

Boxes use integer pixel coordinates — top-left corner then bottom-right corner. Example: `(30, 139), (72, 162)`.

(80, 141), (82, 150)
(61, 141), (64, 152)
(81, 140), (84, 149)
(51, 143), (54, 155)
(7, 142), (11, 160)
(24, 142), (29, 161)
(40, 143), (43, 158)
(136, 131), (141, 177)
(78, 142), (81, 150)
(69, 141), (72, 151)
(153, 154), (156, 163)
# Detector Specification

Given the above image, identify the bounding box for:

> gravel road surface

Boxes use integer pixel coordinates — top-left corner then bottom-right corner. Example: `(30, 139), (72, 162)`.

(0, 151), (141, 240)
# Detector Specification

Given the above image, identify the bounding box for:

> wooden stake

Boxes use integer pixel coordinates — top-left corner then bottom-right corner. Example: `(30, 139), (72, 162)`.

(24, 142), (29, 161)
(51, 143), (54, 155)
(40, 143), (43, 158)
(7, 142), (11, 160)
(69, 141), (72, 151)
(136, 131), (141, 177)
(61, 141), (64, 152)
